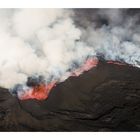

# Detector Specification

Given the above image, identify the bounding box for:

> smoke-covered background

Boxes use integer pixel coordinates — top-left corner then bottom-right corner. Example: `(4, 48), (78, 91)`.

(74, 9), (140, 66)
(0, 9), (140, 98)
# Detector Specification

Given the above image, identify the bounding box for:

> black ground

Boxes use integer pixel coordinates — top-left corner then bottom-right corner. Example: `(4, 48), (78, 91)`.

(0, 60), (140, 131)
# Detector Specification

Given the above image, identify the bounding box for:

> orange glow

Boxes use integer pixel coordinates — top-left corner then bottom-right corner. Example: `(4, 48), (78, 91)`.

(19, 82), (56, 100)
(107, 60), (126, 66)
(72, 57), (98, 76)
(19, 57), (98, 100)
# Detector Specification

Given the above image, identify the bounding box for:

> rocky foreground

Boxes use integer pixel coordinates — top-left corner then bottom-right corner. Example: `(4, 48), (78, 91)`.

(0, 60), (140, 131)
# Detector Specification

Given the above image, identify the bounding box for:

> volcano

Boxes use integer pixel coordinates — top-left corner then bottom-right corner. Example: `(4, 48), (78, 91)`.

(0, 60), (140, 131)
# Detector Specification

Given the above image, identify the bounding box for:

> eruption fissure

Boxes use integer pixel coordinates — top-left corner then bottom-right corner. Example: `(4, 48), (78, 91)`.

(107, 60), (127, 66)
(17, 57), (98, 100)
(0, 9), (139, 100)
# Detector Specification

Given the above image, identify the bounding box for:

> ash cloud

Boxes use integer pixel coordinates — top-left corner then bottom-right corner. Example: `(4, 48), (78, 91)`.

(0, 9), (140, 92)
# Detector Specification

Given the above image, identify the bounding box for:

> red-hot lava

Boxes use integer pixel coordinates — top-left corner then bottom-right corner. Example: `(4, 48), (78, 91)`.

(19, 82), (56, 100)
(18, 58), (128, 101)
(18, 57), (98, 100)
(72, 57), (99, 76)
(107, 60), (126, 66)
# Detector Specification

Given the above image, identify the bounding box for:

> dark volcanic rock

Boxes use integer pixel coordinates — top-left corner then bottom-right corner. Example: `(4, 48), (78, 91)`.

(0, 60), (140, 131)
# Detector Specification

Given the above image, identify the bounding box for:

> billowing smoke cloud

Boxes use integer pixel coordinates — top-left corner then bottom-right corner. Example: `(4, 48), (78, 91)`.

(73, 9), (140, 67)
(0, 9), (140, 100)
(0, 9), (96, 90)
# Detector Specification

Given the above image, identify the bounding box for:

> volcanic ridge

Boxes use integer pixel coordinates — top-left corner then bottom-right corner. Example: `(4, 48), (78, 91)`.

(0, 60), (140, 131)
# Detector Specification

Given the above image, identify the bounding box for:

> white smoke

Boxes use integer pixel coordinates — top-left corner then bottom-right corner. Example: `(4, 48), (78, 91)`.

(79, 9), (140, 67)
(0, 9), (140, 91)
(0, 9), (95, 89)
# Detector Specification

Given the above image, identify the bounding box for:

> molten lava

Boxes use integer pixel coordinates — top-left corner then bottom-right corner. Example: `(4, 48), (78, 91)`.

(18, 57), (98, 100)
(72, 57), (98, 76)
(18, 58), (130, 101)
(107, 60), (126, 66)
(19, 82), (56, 100)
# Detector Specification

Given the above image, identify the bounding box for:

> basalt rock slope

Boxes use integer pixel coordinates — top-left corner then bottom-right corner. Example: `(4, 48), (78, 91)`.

(0, 60), (140, 131)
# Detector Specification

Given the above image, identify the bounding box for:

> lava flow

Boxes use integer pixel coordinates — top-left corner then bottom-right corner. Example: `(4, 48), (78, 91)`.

(18, 82), (56, 100)
(107, 60), (126, 66)
(72, 57), (99, 76)
(18, 57), (98, 100)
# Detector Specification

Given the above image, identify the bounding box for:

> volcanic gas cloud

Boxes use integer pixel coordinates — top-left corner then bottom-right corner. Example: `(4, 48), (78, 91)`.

(18, 57), (98, 100)
(0, 9), (140, 100)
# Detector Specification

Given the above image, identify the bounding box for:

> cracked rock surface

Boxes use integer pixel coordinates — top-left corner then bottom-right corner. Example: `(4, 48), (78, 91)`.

(0, 60), (140, 131)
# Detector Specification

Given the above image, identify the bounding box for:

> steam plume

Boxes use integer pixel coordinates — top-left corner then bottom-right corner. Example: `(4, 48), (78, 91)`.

(73, 9), (140, 67)
(0, 9), (139, 100)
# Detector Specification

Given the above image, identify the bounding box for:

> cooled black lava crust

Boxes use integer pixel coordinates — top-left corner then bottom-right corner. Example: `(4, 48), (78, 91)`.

(0, 60), (140, 131)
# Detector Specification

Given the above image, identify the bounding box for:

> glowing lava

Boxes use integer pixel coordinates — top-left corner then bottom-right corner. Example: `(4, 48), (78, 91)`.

(107, 60), (126, 66)
(18, 57), (98, 100)
(17, 58), (130, 101)
(18, 82), (56, 100)
(72, 57), (98, 76)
